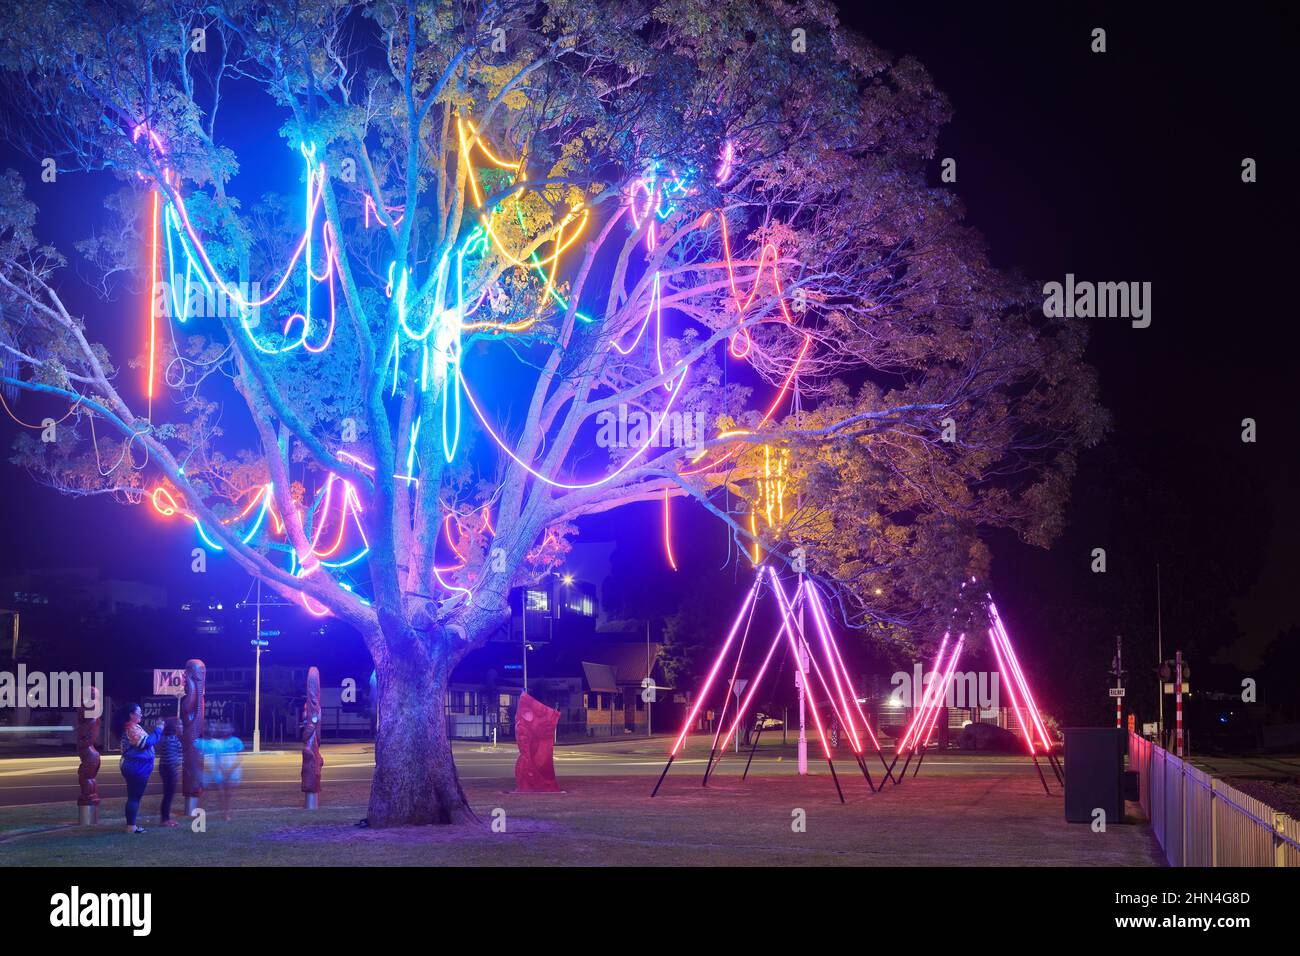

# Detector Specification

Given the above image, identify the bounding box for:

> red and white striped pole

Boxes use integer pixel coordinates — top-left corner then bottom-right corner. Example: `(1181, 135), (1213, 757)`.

(1174, 650), (1184, 757)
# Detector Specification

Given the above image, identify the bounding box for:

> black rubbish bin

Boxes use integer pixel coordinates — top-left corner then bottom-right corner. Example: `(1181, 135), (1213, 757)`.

(1063, 727), (1125, 824)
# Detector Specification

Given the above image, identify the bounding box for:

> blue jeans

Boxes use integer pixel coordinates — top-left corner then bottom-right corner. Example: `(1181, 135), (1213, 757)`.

(120, 762), (152, 826)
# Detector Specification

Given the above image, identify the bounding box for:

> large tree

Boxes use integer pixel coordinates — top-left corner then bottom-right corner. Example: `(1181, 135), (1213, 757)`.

(0, 0), (1101, 825)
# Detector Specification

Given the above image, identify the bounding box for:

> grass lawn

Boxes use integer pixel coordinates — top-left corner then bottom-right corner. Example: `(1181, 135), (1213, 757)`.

(0, 764), (1165, 866)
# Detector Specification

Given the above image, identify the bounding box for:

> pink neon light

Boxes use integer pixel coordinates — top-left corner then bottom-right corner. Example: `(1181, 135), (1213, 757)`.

(766, 568), (836, 760)
(668, 575), (763, 756)
(918, 637), (964, 749)
(767, 578), (858, 754)
(167, 154), (326, 310)
(989, 603), (1053, 750)
(896, 634), (950, 754)
(460, 361), (690, 490)
(806, 583), (881, 752)
(987, 626), (1035, 755)
(713, 626), (785, 757)
(708, 581), (784, 758)
(680, 333), (810, 476)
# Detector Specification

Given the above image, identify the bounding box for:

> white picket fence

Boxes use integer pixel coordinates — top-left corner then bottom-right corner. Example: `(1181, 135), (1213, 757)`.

(1128, 732), (1300, 866)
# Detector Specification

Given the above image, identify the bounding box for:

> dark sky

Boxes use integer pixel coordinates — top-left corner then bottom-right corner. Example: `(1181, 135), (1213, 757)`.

(1, 3), (1294, 689)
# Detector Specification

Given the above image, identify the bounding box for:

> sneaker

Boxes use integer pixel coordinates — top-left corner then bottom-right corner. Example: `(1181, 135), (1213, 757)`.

(161, 819), (179, 828)
(131, 826), (146, 834)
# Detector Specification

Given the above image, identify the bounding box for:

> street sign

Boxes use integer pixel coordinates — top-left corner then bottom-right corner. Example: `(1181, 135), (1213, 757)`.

(1109, 687), (1126, 698)
(250, 639), (270, 648)
(1162, 682), (1190, 694)
(258, 629), (280, 637)
(153, 669), (185, 697)
(732, 679), (748, 700)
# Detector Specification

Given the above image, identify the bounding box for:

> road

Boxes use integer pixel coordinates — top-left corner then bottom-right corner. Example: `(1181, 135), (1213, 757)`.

(0, 739), (1050, 808)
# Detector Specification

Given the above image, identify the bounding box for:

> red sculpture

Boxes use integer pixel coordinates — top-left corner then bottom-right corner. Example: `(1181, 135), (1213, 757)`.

(76, 685), (101, 825)
(513, 692), (562, 792)
(301, 666), (324, 808)
(181, 658), (206, 810)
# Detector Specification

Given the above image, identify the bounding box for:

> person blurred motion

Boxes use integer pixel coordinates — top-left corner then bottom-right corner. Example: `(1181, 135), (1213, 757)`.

(200, 722), (245, 821)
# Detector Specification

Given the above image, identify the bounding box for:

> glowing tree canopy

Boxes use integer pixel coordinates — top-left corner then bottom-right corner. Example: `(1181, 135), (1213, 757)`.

(0, 0), (1103, 825)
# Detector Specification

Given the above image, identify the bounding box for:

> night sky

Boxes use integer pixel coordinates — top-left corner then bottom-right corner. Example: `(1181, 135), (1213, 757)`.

(1, 3), (1294, 723)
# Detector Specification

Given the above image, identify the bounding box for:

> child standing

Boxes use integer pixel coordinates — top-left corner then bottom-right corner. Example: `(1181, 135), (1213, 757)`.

(157, 716), (182, 827)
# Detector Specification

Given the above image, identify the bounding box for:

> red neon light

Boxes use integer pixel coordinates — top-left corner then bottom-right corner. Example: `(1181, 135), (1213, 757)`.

(663, 488), (678, 571)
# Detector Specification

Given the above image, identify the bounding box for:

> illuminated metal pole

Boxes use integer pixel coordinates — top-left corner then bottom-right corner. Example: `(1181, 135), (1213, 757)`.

(253, 580), (262, 754)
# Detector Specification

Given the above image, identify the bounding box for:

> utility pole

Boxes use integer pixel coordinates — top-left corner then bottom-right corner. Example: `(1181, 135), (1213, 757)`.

(252, 579), (264, 753)
(1175, 650), (1184, 758)
(646, 619), (652, 737)
(1110, 635), (1125, 729)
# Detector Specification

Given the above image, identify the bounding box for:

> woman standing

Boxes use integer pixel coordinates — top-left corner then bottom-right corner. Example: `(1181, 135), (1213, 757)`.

(119, 704), (163, 834)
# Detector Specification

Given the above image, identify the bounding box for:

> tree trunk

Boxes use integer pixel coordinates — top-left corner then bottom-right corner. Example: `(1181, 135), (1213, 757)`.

(366, 635), (475, 827)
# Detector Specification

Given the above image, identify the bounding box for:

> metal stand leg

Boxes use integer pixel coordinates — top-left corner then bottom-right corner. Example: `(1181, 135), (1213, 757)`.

(650, 753), (676, 797)
(742, 715), (766, 781)
(1030, 752), (1051, 795)
(853, 750), (877, 792)
(1047, 750), (1065, 784)
(911, 744), (928, 779)
(825, 755), (846, 804)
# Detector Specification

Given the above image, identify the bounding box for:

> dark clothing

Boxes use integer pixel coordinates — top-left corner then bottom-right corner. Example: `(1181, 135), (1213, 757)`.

(122, 764), (150, 826)
(158, 733), (183, 771)
(158, 765), (179, 822)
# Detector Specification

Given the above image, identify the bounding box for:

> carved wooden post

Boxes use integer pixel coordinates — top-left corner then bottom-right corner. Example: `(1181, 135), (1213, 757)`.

(301, 666), (324, 809)
(75, 685), (101, 825)
(181, 658), (206, 815)
(513, 692), (562, 793)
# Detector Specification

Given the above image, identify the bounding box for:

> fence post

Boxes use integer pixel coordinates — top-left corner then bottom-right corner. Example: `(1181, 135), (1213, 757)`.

(1181, 761), (1187, 865)
(1277, 812), (1288, 868)
(1210, 778), (1218, 867)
